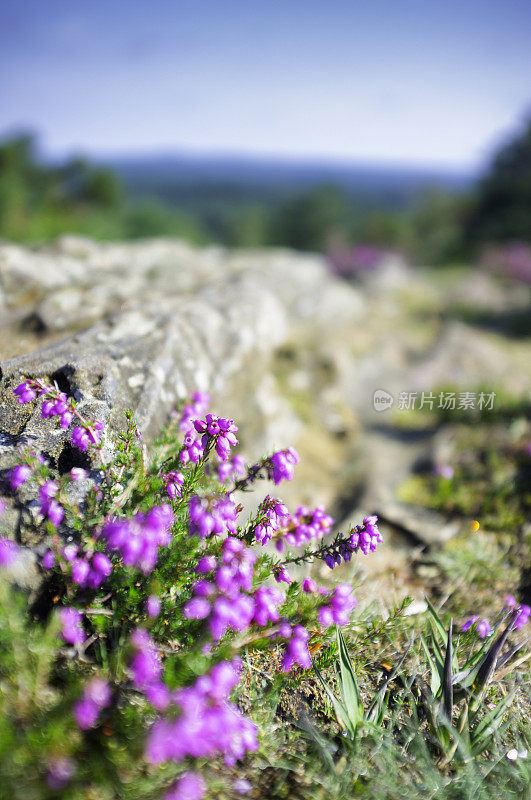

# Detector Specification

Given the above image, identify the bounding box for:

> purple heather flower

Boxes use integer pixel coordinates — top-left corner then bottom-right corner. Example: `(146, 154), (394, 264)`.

(505, 594), (517, 609)
(73, 697), (100, 730)
(146, 660), (257, 767)
(59, 607), (85, 646)
(283, 504), (333, 548)
(179, 432), (205, 465)
(52, 394), (69, 415)
(270, 447), (299, 484)
(233, 779), (252, 795)
(178, 392), (210, 433)
(14, 381), (36, 403)
(46, 757), (75, 791)
(188, 494), (238, 539)
(281, 625), (311, 672)
(129, 628), (163, 690)
(41, 400), (55, 418)
(461, 615), (479, 633)
(9, 464), (31, 490)
(88, 420), (104, 443)
(40, 481), (58, 502)
(101, 505), (174, 574)
(45, 499), (64, 527)
(71, 426), (90, 452)
(196, 555), (217, 574)
(318, 584), (357, 628)
(91, 552), (112, 577)
(183, 596), (211, 620)
(514, 605), (530, 631)
(60, 411), (73, 429)
(62, 543), (78, 562)
(165, 772), (205, 800)
(254, 496), (290, 545)
(192, 413), (239, 462)
(71, 558), (90, 586)
(217, 454), (247, 483)
(274, 566), (291, 584)
(85, 677), (111, 709)
(303, 577), (317, 593)
(0, 537), (19, 567)
(145, 681), (171, 710)
(476, 619), (491, 638)
(162, 470), (185, 500)
(146, 595), (162, 618)
(184, 538), (259, 642)
(42, 549), (55, 569)
(252, 585), (285, 627)
(70, 467), (87, 481)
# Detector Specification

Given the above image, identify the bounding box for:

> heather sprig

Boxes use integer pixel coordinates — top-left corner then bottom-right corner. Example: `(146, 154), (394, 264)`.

(13, 377), (105, 454)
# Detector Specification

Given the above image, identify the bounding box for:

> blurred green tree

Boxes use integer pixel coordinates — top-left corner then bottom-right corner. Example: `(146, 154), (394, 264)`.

(467, 117), (531, 245)
(270, 185), (351, 251)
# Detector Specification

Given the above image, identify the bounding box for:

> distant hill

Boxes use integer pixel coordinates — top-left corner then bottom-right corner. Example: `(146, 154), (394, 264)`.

(102, 152), (474, 211)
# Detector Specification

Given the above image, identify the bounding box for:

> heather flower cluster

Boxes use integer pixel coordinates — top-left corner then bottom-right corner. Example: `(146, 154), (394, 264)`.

(279, 624), (312, 672)
(461, 595), (531, 639)
(129, 628), (171, 710)
(73, 678), (111, 730)
(101, 504), (174, 574)
(254, 495), (289, 545)
(146, 660), (258, 767)
(323, 515), (384, 569)
(193, 414), (239, 460)
(231, 446), (300, 491)
(44, 541), (113, 589)
(13, 378), (104, 453)
(505, 594), (531, 631)
(282, 504), (334, 548)
(161, 470), (185, 500)
(318, 583), (358, 627)
(184, 536), (261, 642)
(188, 493), (238, 539)
(217, 454), (247, 483)
(269, 447), (300, 484)
(59, 607), (86, 646)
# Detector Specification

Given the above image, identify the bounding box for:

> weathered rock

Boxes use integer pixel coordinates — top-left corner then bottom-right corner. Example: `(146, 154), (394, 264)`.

(1, 237), (529, 597)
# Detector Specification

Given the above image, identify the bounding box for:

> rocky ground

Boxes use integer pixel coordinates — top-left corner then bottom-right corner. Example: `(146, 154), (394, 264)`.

(1, 236), (530, 600)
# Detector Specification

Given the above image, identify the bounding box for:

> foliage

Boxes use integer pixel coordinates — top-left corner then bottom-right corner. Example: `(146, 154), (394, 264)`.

(467, 116), (531, 247)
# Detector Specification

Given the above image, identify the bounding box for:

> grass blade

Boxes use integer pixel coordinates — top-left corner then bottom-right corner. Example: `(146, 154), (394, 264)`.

(442, 619), (454, 722)
(471, 688), (518, 755)
(312, 660), (353, 736)
(336, 626), (363, 732)
(426, 597), (449, 645)
(420, 633), (443, 696)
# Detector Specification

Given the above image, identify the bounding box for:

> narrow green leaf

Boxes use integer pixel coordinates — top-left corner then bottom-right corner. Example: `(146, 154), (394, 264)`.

(426, 597), (448, 645)
(471, 688), (518, 756)
(442, 619), (454, 721)
(312, 660), (353, 736)
(421, 633), (443, 696)
(472, 612), (517, 706)
(336, 627), (363, 731)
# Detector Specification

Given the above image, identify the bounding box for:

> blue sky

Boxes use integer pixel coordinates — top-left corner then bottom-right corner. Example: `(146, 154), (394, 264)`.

(1, 0), (530, 168)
